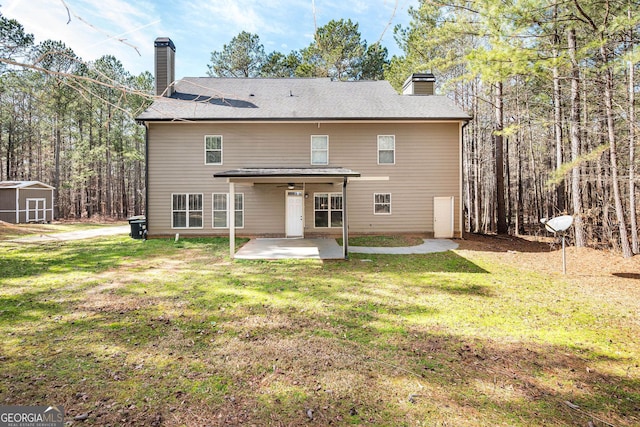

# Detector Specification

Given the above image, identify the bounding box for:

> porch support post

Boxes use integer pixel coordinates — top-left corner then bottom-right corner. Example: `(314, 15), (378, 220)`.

(229, 181), (235, 258)
(342, 177), (349, 260)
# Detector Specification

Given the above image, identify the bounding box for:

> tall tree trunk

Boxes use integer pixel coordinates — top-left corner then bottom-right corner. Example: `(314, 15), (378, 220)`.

(495, 81), (508, 234)
(601, 47), (632, 257)
(473, 79), (481, 233)
(553, 17), (566, 213)
(514, 79), (525, 235)
(568, 28), (585, 247)
(573, 0), (631, 255)
(6, 122), (14, 179)
(628, 9), (638, 254)
(506, 132), (512, 230)
(54, 117), (61, 219)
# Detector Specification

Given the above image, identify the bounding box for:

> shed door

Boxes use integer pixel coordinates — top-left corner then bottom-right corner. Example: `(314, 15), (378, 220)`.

(433, 196), (454, 238)
(26, 198), (46, 222)
(286, 191), (304, 237)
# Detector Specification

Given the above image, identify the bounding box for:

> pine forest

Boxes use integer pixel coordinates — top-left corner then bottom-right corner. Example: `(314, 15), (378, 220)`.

(1, 0), (638, 256)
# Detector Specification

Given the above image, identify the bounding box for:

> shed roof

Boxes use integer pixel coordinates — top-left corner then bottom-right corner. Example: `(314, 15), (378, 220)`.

(0, 181), (54, 189)
(137, 78), (471, 122)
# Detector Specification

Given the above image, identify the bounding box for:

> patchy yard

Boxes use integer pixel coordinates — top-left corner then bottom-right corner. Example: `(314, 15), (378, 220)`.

(0, 229), (638, 426)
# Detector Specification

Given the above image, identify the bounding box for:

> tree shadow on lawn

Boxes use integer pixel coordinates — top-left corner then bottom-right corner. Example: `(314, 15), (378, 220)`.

(329, 250), (489, 274)
(0, 241), (137, 280)
(0, 291), (66, 325)
(459, 232), (557, 254)
(1, 240), (637, 425)
(612, 272), (640, 280)
(1, 296), (638, 426)
(0, 237), (232, 280)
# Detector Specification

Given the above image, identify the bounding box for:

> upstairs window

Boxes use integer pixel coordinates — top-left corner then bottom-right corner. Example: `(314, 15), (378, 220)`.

(205, 135), (223, 165)
(378, 135), (395, 165)
(311, 135), (329, 165)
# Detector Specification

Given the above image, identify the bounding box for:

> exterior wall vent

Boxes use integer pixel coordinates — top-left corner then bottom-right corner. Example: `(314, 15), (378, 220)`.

(402, 73), (436, 96)
(154, 37), (176, 97)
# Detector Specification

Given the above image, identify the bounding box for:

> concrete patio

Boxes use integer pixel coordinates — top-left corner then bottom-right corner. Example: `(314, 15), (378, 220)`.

(234, 238), (459, 260)
(235, 238), (344, 260)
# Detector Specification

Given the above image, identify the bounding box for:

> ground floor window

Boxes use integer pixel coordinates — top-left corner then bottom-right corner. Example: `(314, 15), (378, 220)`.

(172, 193), (203, 228)
(212, 193), (244, 228)
(374, 193), (391, 214)
(314, 193), (342, 228)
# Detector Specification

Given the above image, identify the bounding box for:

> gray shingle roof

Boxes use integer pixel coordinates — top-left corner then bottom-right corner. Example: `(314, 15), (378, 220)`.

(136, 78), (470, 121)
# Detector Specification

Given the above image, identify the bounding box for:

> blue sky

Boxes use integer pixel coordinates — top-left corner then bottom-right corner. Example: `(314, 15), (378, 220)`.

(2, 0), (418, 78)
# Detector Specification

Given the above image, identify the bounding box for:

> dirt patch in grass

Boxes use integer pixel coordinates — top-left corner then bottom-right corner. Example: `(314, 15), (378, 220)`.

(0, 220), (52, 238)
(457, 232), (640, 310)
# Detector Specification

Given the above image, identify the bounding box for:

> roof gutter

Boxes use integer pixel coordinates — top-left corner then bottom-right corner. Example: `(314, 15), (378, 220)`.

(134, 116), (472, 123)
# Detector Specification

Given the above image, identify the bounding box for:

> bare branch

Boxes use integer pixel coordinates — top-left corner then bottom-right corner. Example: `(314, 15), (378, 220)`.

(58, 0), (141, 56)
(374, 0), (400, 46)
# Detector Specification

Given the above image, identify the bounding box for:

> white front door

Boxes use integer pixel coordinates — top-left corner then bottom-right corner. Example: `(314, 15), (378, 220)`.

(286, 191), (304, 237)
(434, 196), (454, 238)
(26, 198), (46, 222)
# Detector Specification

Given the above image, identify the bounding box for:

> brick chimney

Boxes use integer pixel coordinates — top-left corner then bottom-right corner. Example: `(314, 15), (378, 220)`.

(154, 37), (175, 97)
(402, 73), (436, 96)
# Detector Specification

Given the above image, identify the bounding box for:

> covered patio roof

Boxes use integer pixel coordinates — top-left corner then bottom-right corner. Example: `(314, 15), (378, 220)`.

(213, 167), (359, 260)
(214, 167), (360, 182)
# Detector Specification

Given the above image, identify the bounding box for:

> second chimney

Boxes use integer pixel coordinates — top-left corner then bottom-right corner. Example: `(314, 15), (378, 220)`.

(154, 37), (175, 97)
(402, 73), (436, 96)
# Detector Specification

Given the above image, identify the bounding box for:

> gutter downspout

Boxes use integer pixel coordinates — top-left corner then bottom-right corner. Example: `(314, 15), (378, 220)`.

(145, 123), (149, 230)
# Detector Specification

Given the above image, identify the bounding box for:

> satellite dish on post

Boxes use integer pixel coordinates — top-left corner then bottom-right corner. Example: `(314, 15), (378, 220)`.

(542, 215), (574, 233)
(541, 215), (574, 274)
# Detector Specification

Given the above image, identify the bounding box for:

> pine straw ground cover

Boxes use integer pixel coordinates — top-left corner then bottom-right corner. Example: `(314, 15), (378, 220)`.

(0, 231), (638, 426)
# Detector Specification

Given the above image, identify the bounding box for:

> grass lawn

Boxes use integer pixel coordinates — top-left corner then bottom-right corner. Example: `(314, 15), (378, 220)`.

(0, 232), (638, 426)
(0, 221), (126, 240)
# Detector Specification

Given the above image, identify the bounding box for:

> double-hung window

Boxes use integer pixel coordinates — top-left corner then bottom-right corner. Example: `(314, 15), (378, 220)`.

(311, 135), (328, 165)
(172, 193), (203, 228)
(374, 193), (391, 215)
(212, 193), (244, 228)
(377, 135), (395, 165)
(205, 135), (223, 165)
(314, 193), (342, 228)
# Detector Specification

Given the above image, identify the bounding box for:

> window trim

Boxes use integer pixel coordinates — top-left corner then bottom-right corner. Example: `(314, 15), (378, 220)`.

(212, 192), (244, 229)
(310, 135), (329, 165)
(205, 135), (223, 165)
(313, 192), (343, 228)
(171, 193), (204, 229)
(377, 135), (395, 165)
(373, 193), (392, 215)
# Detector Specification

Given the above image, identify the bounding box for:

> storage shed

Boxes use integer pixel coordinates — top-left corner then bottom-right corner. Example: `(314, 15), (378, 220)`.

(0, 181), (55, 223)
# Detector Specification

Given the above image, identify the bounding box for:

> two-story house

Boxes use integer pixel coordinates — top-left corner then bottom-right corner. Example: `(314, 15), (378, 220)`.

(136, 37), (470, 257)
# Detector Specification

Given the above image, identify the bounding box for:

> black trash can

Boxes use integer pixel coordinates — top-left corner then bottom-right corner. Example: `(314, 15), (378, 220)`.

(127, 216), (147, 240)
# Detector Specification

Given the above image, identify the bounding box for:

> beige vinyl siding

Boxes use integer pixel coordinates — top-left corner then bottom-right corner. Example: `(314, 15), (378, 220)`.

(147, 121), (460, 237)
